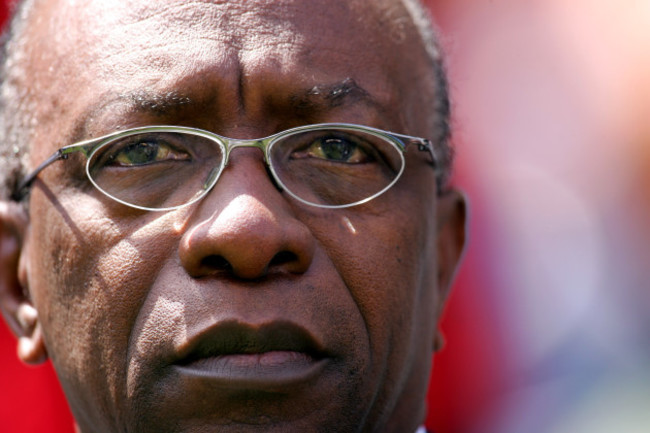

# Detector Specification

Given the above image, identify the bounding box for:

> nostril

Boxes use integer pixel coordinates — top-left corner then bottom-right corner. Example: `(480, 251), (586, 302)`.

(195, 251), (300, 279)
(200, 255), (232, 272)
(269, 251), (298, 267)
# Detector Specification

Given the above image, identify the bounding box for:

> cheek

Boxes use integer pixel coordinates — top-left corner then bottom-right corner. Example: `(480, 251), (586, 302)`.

(341, 211), (436, 341)
(27, 193), (181, 426)
(309, 195), (439, 405)
(326, 193), (438, 328)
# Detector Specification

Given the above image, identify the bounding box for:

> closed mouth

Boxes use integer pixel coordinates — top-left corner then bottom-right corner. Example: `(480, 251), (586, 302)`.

(173, 320), (329, 389)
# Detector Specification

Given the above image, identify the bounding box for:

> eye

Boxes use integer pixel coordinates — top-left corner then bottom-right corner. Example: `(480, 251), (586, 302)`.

(107, 139), (190, 167)
(300, 135), (372, 164)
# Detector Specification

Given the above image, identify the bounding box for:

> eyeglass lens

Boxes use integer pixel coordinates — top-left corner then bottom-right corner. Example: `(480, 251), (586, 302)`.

(86, 127), (405, 209)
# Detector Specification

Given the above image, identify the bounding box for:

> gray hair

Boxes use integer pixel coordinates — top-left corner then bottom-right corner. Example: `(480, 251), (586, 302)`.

(0, 0), (36, 201)
(0, 0), (452, 201)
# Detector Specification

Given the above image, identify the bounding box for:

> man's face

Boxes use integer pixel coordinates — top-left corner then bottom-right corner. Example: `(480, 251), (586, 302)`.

(14, 0), (465, 431)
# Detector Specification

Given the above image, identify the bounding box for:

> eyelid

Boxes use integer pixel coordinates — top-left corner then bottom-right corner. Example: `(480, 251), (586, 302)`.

(322, 133), (383, 160)
(293, 131), (370, 150)
(93, 134), (192, 164)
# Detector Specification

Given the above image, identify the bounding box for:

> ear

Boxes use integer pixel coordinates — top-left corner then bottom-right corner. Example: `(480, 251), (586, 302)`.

(432, 189), (467, 350)
(0, 201), (48, 364)
(435, 189), (467, 292)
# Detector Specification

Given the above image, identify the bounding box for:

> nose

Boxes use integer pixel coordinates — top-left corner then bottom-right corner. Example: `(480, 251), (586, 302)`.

(178, 150), (316, 280)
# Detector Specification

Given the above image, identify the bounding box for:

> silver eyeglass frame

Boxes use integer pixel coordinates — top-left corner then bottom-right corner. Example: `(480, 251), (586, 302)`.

(14, 123), (440, 211)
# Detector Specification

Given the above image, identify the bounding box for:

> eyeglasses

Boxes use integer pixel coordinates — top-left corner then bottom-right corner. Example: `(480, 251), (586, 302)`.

(14, 123), (440, 211)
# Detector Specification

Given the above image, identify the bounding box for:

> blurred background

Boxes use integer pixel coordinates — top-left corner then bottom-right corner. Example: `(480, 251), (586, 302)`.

(424, 0), (650, 432)
(1, 0), (649, 432)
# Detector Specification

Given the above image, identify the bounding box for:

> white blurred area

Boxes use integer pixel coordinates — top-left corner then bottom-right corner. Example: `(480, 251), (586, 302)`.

(426, 0), (650, 432)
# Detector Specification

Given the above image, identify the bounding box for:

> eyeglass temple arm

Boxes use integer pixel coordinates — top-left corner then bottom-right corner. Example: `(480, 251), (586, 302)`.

(391, 133), (440, 169)
(12, 150), (68, 201)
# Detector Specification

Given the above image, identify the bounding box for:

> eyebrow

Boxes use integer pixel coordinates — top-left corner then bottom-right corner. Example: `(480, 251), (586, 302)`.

(65, 90), (195, 143)
(81, 90), (194, 124)
(126, 90), (193, 116)
(289, 77), (382, 115)
(72, 77), (381, 142)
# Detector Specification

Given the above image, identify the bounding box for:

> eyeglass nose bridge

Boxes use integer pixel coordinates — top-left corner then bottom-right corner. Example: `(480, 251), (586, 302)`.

(200, 136), (277, 195)
(219, 137), (272, 167)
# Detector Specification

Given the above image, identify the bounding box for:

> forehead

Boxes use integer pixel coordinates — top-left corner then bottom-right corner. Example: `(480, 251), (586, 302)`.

(63, 1), (386, 64)
(28, 0), (414, 73)
(20, 0), (433, 156)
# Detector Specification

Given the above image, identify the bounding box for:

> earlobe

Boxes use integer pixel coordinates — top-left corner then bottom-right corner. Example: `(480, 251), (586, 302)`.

(0, 201), (48, 364)
(16, 304), (48, 363)
(435, 189), (468, 302)
(430, 190), (467, 352)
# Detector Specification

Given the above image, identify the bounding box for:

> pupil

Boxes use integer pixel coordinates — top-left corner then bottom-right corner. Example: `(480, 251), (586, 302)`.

(125, 142), (157, 164)
(321, 138), (352, 161)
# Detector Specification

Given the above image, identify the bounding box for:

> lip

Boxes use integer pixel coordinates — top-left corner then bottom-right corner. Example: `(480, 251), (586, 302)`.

(173, 321), (329, 390)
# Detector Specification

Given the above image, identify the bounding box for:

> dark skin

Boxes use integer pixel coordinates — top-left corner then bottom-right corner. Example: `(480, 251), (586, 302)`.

(0, 0), (466, 432)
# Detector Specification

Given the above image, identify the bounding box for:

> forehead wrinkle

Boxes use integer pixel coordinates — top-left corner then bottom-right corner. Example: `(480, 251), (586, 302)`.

(91, 38), (237, 84)
(79, 0), (306, 59)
